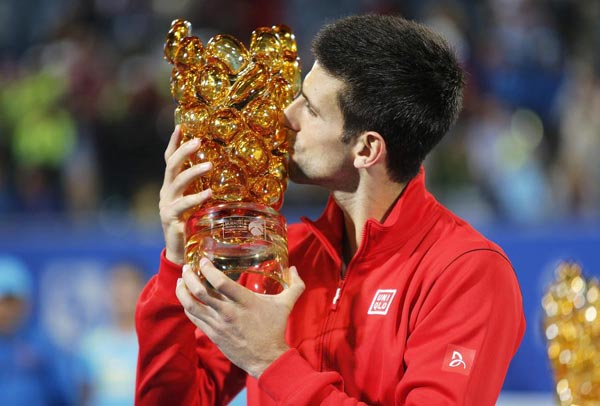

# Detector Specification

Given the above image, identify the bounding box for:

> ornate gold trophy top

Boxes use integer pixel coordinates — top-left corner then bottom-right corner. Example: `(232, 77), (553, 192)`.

(542, 262), (600, 405)
(163, 20), (301, 294)
(164, 19), (301, 210)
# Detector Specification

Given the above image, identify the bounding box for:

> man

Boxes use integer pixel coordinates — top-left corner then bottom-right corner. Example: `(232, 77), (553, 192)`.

(136, 15), (525, 405)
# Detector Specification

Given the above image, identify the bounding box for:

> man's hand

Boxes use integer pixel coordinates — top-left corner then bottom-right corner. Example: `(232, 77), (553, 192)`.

(176, 258), (305, 378)
(159, 126), (213, 265)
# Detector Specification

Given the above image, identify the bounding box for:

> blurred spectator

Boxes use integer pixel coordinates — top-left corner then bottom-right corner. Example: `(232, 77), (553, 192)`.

(78, 261), (146, 406)
(0, 256), (78, 406)
(552, 60), (600, 218)
(464, 96), (553, 223)
(0, 63), (75, 213)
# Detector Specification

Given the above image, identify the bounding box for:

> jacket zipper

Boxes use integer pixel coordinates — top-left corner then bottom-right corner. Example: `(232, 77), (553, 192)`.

(319, 266), (345, 371)
(301, 219), (343, 371)
(331, 278), (344, 310)
(304, 218), (371, 371)
(320, 222), (372, 371)
(321, 275), (345, 371)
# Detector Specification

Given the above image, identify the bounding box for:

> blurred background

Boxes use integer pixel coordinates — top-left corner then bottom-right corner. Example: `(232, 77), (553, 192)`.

(0, 0), (598, 404)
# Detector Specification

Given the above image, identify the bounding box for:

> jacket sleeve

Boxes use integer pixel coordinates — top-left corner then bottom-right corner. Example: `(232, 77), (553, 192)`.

(135, 250), (246, 406)
(398, 249), (526, 405)
(256, 249), (525, 405)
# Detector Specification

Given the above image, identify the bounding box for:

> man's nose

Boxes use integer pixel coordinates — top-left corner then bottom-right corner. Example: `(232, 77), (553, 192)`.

(282, 97), (301, 131)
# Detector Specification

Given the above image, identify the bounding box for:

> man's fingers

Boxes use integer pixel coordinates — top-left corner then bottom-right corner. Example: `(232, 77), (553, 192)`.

(162, 189), (213, 220)
(164, 125), (182, 164)
(176, 277), (218, 322)
(163, 138), (200, 186)
(164, 161), (212, 202)
(184, 309), (216, 338)
(172, 189), (213, 213)
(199, 257), (250, 303)
(281, 266), (305, 306)
(181, 264), (226, 311)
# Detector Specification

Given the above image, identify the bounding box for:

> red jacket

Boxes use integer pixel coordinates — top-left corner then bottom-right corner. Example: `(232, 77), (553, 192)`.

(136, 169), (525, 405)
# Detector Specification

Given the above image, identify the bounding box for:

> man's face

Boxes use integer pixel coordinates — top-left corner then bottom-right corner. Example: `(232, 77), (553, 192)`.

(284, 62), (358, 191)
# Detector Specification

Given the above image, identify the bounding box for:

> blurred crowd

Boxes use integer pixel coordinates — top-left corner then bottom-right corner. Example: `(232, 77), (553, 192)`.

(0, 0), (599, 225)
(0, 255), (146, 405)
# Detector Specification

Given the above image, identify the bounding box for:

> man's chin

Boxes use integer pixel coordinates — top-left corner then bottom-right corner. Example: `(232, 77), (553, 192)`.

(288, 164), (310, 185)
(288, 174), (309, 185)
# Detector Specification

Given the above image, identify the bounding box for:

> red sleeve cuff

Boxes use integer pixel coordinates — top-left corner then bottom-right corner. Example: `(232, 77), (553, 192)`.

(156, 248), (184, 304)
(258, 348), (341, 403)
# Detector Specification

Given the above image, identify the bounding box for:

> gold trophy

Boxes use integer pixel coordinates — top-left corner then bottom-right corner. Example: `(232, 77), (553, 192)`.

(163, 19), (301, 294)
(542, 262), (600, 405)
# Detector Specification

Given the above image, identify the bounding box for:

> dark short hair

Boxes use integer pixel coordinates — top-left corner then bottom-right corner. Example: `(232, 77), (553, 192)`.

(312, 14), (464, 183)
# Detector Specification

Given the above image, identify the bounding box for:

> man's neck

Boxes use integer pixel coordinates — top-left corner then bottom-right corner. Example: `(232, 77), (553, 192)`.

(333, 180), (406, 268)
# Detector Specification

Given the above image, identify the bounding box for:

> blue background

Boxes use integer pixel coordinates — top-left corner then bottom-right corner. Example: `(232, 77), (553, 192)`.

(2, 208), (598, 393)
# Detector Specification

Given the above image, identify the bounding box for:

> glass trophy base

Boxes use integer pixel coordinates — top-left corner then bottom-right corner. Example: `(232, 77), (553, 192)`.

(184, 202), (288, 294)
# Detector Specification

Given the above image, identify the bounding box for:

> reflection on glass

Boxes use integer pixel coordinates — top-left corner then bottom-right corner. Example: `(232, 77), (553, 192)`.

(205, 34), (249, 75)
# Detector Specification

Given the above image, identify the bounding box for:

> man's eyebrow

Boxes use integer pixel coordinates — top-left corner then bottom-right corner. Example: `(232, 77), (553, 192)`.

(301, 90), (320, 114)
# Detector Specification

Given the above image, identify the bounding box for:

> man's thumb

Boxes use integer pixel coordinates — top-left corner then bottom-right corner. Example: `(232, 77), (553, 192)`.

(284, 266), (305, 303)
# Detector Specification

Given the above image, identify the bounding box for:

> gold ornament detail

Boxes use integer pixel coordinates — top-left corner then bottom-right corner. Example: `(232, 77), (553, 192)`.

(164, 19), (301, 211)
(543, 262), (600, 406)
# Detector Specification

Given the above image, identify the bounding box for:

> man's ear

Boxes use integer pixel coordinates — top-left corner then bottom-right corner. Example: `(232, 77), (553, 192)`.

(353, 131), (386, 169)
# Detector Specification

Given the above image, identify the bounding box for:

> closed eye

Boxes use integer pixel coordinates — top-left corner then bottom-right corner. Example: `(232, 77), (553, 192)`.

(301, 90), (319, 117)
(305, 101), (317, 117)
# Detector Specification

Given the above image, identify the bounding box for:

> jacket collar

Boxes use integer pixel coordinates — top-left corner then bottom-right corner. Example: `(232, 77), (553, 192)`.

(300, 167), (440, 265)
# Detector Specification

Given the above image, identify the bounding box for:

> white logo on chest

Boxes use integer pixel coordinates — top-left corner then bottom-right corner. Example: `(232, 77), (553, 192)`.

(367, 289), (397, 315)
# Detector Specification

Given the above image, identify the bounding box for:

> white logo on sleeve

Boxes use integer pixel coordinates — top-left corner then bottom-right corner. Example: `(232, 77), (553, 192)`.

(442, 344), (476, 375)
(367, 289), (397, 315)
(449, 351), (467, 369)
